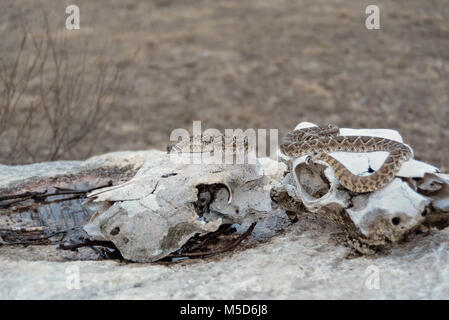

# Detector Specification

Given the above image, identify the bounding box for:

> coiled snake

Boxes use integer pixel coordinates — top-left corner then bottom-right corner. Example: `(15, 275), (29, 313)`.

(280, 125), (413, 193)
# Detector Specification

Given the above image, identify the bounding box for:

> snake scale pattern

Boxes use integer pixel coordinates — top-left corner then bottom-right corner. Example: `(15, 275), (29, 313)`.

(280, 125), (413, 193)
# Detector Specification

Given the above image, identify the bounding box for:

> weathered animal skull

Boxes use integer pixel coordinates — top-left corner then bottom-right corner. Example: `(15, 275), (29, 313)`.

(83, 151), (275, 262)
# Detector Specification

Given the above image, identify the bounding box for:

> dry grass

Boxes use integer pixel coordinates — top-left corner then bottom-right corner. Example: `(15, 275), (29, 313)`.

(0, 12), (124, 164)
(0, 0), (448, 170)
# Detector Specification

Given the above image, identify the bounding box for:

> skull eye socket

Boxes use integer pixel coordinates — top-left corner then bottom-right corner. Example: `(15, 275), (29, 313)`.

(110, 227), (120, 236)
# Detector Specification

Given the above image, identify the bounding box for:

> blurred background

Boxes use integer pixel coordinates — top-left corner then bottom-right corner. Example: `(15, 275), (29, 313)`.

(0, 0), (447, 170)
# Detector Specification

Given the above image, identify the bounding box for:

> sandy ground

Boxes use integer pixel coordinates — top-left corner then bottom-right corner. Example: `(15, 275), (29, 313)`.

(0, 0), (448, 169)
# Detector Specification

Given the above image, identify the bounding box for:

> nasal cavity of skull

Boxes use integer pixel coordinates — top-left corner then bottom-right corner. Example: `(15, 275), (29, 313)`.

(193, 183), (230, 216)
(295, 163), (330, 199)
(392, 217), (401, 225)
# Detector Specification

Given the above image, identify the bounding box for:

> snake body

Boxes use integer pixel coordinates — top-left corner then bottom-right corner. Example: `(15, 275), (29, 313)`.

(280, 125), (413, 193)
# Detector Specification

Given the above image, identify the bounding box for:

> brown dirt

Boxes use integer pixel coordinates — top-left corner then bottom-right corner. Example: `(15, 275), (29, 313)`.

(1, 0), (448, 170)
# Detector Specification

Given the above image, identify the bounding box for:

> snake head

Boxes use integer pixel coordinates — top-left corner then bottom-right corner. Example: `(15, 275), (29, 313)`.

(306, 151), (321, 165)
(305, 155), (313, 165)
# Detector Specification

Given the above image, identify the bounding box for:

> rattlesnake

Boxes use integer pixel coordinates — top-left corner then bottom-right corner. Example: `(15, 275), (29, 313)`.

(280, 125), (413, 193)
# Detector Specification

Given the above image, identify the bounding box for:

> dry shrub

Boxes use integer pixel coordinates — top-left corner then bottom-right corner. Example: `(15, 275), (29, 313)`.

(0, 14), (123, 165)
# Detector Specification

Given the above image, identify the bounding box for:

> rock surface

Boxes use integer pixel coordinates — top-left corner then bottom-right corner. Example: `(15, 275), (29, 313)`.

(0, 151), (160, 193)
(1, 149), (448, 299)
(0, 151), (163, 249)
(1, 217), (448, 299)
